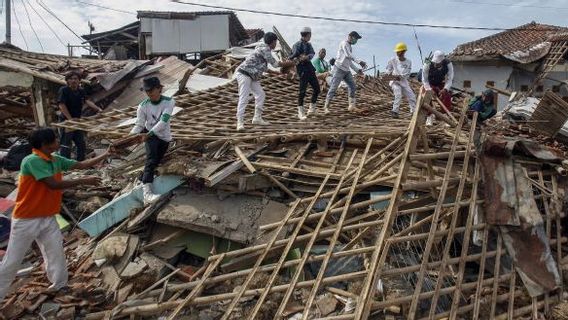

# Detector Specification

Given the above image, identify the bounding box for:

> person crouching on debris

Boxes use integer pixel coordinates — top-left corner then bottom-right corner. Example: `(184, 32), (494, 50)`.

(468, 89), (497, 122)
(387, 42), (416, 118)
(422, 50), (454, 126)
(0, 127), (111, 302)
(324, 31), (367, 114)
(289, 27), (320, 120)
(235, 32), (296, 131)
(58, 71), (103, 161)
(130, 77), (175, 205)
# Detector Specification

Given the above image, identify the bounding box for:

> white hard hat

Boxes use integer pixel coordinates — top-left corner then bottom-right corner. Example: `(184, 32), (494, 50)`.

(432, 50), (445, 63)
(301, 27), (312, 33)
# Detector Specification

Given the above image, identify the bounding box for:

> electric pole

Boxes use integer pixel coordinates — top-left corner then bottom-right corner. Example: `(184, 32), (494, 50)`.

(5, 0), (11, 44)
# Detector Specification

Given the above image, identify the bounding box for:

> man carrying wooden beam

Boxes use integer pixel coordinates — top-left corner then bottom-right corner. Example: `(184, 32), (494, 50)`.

(323, 31), (367, 114)
(289, 27), (320, 120)
(422, 50), (454, 125)
(0, 128), (110, 303)
(130, 77), (175, 205)
(58, 71), (103, 160)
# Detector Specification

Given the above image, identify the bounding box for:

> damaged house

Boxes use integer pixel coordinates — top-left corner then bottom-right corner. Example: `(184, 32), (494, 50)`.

(82, 11), (264, 61)
(451, 21), (568, 108)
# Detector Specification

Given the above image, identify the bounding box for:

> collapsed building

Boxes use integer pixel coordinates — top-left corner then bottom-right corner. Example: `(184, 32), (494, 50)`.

(0, 22), (567, 320)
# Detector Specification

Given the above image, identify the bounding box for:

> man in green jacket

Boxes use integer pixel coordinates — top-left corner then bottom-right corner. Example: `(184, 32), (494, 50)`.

(312, 48), (330, 74)
(468, 89), (497, 122)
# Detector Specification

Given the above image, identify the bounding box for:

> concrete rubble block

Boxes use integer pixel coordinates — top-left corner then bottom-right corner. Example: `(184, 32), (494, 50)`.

(92, 234), (130, 266)
(157, 189), (289, 244)
(120, 258), (148, 279)
(315, 293), (338, 316)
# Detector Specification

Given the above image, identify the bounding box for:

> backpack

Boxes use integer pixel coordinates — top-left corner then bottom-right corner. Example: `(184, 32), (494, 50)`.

(3, 139), (32, 171)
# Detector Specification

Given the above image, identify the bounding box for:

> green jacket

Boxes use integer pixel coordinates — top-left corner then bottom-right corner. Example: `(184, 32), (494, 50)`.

(311, 57), (330, 74)
(468, 96), (495, 120)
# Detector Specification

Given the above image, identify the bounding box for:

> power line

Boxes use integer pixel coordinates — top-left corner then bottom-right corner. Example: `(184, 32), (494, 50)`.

(27, 0), (66, 47)
(450, 0), (568, 10)
(36, 0), (83, 41)
(74, 0), (136, 15)
(21, 0), (44, 52)
(12, 0), (29, 50)
(172, 0), (512, 31)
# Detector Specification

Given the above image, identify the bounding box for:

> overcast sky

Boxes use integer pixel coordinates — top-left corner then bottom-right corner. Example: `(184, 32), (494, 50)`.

(1, 0), (568, 72)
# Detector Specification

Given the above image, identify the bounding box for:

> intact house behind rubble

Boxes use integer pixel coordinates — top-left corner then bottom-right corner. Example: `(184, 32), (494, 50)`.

(82, 11), (264, 61)
(451, 21), (568, 109)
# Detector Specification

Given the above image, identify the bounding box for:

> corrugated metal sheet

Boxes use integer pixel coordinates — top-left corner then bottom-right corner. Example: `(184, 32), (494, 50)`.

(481, 136), (562, 297)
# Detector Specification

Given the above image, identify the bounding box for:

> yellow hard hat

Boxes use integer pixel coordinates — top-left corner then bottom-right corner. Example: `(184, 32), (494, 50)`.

(394, 42), (408, 52)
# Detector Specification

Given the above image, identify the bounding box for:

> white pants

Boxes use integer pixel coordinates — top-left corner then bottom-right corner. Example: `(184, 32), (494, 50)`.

(0, 216), (68, 301)
(236, 72), (265, 121)
(391, 81), (416, 113)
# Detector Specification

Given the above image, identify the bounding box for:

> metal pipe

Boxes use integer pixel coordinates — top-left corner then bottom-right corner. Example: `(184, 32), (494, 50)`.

(5, 0), (11, 44)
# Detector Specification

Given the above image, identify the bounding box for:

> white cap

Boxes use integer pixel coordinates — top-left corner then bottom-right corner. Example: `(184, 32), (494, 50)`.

(432, 50), (445, 63)
(301, 27), (311, 33)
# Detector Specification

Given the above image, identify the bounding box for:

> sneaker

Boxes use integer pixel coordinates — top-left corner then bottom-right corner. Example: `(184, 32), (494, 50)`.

(143, 183), (161, 205)
(307, 103), (316, 115)
(252, 117), (270, 125)
(298, 106), (307, 120)
(391, 111), (399, 118)
(236, 121), (245, 131)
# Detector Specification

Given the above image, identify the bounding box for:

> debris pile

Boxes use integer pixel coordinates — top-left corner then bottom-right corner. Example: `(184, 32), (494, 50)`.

(0, 46), (567, 320)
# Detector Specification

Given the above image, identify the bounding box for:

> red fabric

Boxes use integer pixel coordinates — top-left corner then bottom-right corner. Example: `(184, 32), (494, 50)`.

(431, 84), (452, 111)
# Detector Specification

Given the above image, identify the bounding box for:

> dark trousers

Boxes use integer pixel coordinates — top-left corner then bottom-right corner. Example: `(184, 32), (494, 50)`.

(298, 71), (321, 106)
(141, 135), (169, 184)
(59, 129), (86, 161)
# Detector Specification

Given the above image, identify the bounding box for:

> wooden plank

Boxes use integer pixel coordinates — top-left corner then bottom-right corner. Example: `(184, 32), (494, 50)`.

(234, 145), (256, 173)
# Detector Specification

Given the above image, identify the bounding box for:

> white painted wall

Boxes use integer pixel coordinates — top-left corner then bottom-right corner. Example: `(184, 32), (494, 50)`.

(453, 62), (513, 110)
(141, 15), (230, 55)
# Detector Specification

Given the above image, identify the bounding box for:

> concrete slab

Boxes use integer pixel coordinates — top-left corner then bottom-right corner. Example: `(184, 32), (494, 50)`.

(157, 189), (288, 244)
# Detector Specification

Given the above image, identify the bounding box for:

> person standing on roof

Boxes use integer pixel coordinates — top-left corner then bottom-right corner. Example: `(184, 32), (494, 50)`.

(387, 42), (416, 118)
(289, 27), (321, 120)
(130, 77), (175, 205)
(323, 31), (367, 114)
(235, 32), (295, 131)
(58, 71), (103, 161)
(0, 128), (111, 303)
(422, 50), (454, 125)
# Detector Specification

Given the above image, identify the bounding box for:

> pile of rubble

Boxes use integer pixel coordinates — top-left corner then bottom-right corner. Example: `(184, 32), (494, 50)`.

(0, 45), (567, 320)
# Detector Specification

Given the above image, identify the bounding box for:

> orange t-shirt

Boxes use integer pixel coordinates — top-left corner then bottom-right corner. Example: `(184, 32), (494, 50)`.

(12, 149), (76, 219)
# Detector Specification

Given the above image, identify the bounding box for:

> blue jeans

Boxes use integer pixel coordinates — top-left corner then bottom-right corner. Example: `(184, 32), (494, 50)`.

(325, 67), (356, 102)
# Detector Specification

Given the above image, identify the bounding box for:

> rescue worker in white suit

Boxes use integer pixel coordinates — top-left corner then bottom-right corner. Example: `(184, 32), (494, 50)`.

(386, 42), (416, 118)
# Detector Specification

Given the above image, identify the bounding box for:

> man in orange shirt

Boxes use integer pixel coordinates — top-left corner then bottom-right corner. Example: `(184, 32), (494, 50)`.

(0, 128), (111, 302)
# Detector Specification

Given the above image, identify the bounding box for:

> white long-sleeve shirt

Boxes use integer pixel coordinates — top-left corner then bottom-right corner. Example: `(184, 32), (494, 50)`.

(422, 61), (454, 91)
(130, 96), (175, 142)
(386, 56), (412, 86)
(335, 40), (362, 73)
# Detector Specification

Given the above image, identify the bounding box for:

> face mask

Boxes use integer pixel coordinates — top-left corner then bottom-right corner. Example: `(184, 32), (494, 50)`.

(351, 39), (358, 45)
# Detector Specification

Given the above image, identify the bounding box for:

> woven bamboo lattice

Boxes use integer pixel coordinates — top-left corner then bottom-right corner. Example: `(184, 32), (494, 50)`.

(83, 82), (566, 320)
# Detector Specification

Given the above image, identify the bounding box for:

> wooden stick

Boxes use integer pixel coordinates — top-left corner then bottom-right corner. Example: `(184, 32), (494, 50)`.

(234, 145), (256, 174)
(355, 88), (432, 320)
(244, 174), (334, 320)
(300, 141), (373, 319)
(274, 151), (359, 319)
(166, 254), (224, 320)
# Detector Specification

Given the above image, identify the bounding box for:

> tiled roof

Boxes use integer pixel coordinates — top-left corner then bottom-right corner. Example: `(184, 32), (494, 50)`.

(451, 22), (568, 61)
